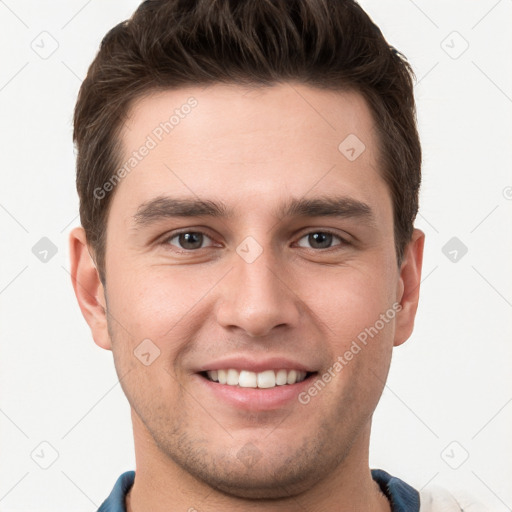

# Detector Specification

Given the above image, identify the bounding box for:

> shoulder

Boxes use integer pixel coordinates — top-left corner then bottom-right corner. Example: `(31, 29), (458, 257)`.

(371, 469), (420, 511)
(97, 471), (135, 512)
(372, 469), (491, 512)
(419, 485), (490, 512)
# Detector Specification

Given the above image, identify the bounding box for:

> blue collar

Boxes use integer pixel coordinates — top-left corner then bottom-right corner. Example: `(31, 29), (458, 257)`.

(98, 468), (419, 511)
(97, 471), (134, 512)
(372, 469), (420, 511)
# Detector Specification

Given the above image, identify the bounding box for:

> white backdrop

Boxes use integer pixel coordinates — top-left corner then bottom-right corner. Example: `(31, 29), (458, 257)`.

(0, 1), (511, 510)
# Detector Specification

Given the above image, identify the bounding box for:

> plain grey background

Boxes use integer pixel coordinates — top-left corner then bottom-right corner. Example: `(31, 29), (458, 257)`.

(0, 1), (511, 510)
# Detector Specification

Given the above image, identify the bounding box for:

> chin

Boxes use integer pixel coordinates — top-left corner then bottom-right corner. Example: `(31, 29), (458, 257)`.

(184, 457), (322, 500)
(158, 425), (344, 500)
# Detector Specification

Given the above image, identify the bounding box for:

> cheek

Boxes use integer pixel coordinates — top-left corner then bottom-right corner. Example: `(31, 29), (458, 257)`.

(106, 264), (215, 341)
(307, 266), (394, 342)
(304, 266), (395, 395)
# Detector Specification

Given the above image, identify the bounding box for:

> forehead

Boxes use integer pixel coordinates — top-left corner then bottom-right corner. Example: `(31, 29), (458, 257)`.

(111, 83), (390, 224)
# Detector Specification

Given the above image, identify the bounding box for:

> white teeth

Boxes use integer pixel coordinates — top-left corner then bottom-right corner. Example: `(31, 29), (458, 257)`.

(238, 370), (257, 388)
(257, 370), (276, 388)
(226, 369), (239, 385)
(287, 369), (297, 385)
(275, 369), (288, 385)
(205, 369), (309, 388)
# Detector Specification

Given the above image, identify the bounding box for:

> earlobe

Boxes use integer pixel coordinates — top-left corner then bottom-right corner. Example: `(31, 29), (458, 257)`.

(69, 227), (112, 350)
(393, 228), (425, 347)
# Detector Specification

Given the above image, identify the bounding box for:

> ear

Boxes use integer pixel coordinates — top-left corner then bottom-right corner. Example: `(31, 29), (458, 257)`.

(394, 228), (425, 347)
(69, 226), (111, 350)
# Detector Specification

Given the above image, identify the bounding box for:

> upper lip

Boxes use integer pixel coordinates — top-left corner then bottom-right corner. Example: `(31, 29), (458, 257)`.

(195, 356), (317, 374)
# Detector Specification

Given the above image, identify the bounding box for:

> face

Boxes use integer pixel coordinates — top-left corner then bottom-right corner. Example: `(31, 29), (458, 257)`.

(71, 83), (423, 499)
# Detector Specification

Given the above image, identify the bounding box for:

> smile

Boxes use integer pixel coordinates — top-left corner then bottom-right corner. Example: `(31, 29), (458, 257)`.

(203, 369), (312, 388)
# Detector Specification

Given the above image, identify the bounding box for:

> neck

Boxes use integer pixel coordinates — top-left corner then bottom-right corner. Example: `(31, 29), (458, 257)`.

(126, 414), (390, 512)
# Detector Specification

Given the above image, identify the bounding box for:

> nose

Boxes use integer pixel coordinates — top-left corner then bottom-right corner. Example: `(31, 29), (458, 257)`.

(214, 244), (301, 338)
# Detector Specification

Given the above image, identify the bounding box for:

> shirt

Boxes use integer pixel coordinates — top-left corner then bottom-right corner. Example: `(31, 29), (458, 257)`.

(97, 468), (421, 511)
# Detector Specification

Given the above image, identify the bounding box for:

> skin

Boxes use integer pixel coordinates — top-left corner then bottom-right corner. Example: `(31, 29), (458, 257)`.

(70, 83), (424, 512)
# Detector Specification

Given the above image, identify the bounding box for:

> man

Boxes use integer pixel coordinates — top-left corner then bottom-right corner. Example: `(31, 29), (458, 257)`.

(68, 1), (484, 510)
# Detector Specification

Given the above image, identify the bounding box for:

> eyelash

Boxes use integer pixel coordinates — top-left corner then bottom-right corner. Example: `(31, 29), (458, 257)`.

(161, 229), (350, 253)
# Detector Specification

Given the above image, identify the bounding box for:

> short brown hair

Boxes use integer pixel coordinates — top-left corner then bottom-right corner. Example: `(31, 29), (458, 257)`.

(74, 0), (421, 284)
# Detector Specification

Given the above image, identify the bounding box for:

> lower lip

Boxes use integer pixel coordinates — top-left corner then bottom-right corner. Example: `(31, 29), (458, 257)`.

(195, 373), (316, 411)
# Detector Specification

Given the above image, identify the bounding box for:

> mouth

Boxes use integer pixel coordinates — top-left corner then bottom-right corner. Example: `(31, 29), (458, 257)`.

(200, 368), (316, 389)
(197, 368), (318, 411)
(194, 356), (320, 410)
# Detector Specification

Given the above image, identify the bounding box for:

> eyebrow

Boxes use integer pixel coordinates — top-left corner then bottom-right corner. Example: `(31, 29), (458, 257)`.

(132, 195), (376, 228)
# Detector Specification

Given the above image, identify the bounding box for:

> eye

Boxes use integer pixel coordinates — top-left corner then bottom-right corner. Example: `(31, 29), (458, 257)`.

(295, 230), (348, 250)
(161, 229), (349, 252)
(164, 230), (215, 251)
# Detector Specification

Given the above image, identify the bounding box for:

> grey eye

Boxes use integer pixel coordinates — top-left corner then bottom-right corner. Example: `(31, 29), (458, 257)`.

(168, 232), (213, 250)
(296, 232), (343, 250)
